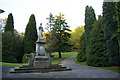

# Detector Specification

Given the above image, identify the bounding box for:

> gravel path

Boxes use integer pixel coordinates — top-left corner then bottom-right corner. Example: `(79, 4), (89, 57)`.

(1, 55), (120, 79)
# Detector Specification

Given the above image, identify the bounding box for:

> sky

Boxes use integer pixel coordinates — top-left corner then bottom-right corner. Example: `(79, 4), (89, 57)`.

(0, 0), (104, 33)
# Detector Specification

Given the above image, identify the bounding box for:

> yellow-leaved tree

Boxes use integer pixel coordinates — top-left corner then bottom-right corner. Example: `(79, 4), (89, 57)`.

(68, 25), (84, 51)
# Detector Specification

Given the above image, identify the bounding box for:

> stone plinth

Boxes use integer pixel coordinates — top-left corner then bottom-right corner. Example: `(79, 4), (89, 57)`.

(34, 55), (51, 68)
(33, 24), (51, 68)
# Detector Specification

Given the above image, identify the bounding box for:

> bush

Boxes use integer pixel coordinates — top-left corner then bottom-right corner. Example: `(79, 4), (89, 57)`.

(77, 33), (86, 62)
(22, 55), (29, 63)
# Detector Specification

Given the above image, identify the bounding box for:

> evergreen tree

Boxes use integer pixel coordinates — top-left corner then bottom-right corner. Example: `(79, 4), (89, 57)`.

(2, 13), (16, 62)
(46, 13), (71, 58)
(84, 6), (96, 59)
(23, 14), (37, 54)
(87, 16), (109, 66)
(77, 33), (86, 62)
(115, 2), (120, 54)
(45, 13), (55, 53)
(46, 13), (55, 32)
(14, 34), (24, 63)
(4, 13), (14, 33)
(103, 2), (120, 66)
(2, 31), (17, 62)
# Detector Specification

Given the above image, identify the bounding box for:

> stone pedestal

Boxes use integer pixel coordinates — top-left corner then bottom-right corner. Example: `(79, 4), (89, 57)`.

(34, 56), (51, 68)
(33, 25), (51, 68)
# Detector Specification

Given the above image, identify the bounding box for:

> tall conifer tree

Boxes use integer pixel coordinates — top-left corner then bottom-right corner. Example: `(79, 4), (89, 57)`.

(103, 2), (120, 65)
(23, 14), (37, 54)
(84, 6), (96, 59)
(4, 13), (14, 33)
(87, 16), (109, 66)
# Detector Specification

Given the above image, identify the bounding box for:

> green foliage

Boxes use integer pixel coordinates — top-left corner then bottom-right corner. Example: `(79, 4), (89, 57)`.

(45, 13), (55, 53)
(2, 13), (24, 63)
(23, 14), (37, 54)
(69, 26), (84, 51)
(115, 2), (120, 54)
(2, 31), (17, 62)
(87, 16), (109, 67)
(77, 33), (86, 62)
(103, 2), (120, 66)
(22, 55), (29, 63)
(14, 34), (24, 63)
(84, 6), (96, 58)
(2, 31), (24, 63)
(46, 13), (71, 58)
(4, 13), (14, 33)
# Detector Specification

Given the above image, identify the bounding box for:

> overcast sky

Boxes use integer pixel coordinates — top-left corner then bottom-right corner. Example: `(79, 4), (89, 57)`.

(0, 0), (103, 32)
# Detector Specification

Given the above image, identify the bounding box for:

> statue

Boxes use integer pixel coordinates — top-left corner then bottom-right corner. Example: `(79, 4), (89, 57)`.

(38, 23), (44, 40)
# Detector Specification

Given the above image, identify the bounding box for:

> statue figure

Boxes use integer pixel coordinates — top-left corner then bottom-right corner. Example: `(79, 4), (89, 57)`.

(38, 23), (44, 39)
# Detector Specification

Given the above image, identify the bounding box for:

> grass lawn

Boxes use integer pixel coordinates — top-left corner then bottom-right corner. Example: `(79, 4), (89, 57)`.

(52, 60), (60, 64)
(0, 61), (60, 66)
(51, 52), (78, 64)
(52, 52), (78, 58)
(0, 62), (28, 66)
(76, 61), (120, 74)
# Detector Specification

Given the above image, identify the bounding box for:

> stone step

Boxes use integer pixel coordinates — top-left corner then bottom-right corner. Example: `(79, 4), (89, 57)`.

(10, 68), (71, 73)
(10, 64), (71, 73)
(14, 66), (67, 71)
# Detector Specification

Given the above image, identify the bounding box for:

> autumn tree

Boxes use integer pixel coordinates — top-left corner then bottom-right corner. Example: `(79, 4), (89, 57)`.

(23, 14), (37, 54)
(68, 26), (84, 51)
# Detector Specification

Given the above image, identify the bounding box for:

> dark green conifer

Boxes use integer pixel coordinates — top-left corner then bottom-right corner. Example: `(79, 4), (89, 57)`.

(87, 16), (109, 66)
(103, 2), (120, 66)
(77, 33), (86, 62)
(23, 14), (37, 54)
(4, 13), (14, 33)
(84, 6), (96, 59)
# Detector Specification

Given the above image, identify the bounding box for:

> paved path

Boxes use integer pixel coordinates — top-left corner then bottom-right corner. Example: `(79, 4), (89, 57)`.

(2, 55), (120, 79)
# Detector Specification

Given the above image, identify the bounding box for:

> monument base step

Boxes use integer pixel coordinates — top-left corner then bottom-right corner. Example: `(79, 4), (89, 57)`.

(10, 64), (71, 73)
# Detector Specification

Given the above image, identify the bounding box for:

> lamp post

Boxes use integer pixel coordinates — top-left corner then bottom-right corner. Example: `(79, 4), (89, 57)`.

(0, 9), (5, 14)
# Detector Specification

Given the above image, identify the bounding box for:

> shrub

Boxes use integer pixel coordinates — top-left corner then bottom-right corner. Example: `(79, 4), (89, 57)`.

(22, 55), (29, 63)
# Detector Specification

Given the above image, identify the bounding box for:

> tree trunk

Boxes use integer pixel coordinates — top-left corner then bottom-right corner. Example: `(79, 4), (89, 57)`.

(58, 51), (62, 58)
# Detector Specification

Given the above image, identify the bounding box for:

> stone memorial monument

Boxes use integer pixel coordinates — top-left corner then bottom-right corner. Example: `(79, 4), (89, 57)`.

(10, 23), (71, 73)
(34, 23), (51, 68)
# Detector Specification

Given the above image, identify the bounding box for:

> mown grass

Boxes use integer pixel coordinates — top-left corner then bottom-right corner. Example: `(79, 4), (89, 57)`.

(76, 61), (120, 74)
(51, 52), (77, 65)
(52, 60), (60, 64)
(0, 61), (60, 66)
(0, 62), (27, 66)
(52, 52), (78, 58)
